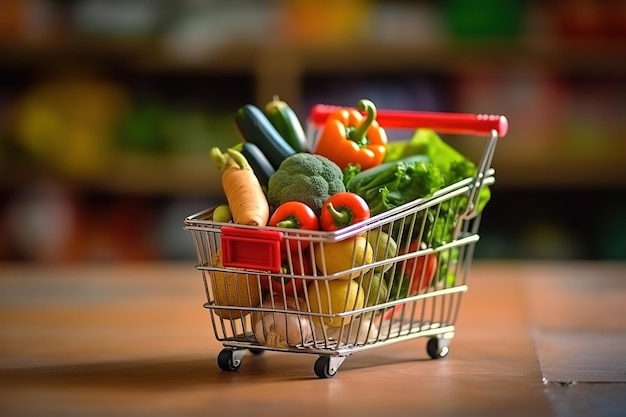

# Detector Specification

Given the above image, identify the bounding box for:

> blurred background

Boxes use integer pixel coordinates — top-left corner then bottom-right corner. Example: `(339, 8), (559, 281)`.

(0, 0), (624, 263)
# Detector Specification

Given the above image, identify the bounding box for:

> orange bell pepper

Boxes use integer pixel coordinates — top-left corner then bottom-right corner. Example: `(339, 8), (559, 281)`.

(314, 99), (387, 171)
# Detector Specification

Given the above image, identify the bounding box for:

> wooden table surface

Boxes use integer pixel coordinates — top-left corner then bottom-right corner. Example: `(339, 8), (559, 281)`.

(1, 261), (624, 417)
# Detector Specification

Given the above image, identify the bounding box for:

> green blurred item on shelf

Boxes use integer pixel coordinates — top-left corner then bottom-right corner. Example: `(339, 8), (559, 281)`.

(444, 0), (525, 39)
(117, 98), (167, 153)
(118, 100), (240, 155)
(162, 110), (238, 154)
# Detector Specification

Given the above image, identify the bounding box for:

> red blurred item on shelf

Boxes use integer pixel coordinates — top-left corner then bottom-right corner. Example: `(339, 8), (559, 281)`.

(552, 0), (626, 42)
(0, 0), (25, 38)
(0, 0), (63, 41)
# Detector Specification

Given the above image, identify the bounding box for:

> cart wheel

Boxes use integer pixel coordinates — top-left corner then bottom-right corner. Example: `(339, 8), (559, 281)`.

(314, 356), (337, 379)
(427, 337), (450, 359)
(217, 349), (242, 372)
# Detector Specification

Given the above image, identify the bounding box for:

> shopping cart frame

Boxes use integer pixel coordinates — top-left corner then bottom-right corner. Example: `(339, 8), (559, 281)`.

(184, 108), (506, 378)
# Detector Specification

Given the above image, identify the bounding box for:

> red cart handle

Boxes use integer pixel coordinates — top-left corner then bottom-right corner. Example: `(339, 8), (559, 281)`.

(308, 104), (508, 138)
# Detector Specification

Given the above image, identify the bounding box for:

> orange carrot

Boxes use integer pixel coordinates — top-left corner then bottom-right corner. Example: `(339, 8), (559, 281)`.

(211, 147), (270, 227)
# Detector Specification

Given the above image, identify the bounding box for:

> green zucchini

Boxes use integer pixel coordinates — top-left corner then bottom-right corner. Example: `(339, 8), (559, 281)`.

(233, 142), (275, 188)
(234, 104), (296, 170)
(264, 96), (308, 153)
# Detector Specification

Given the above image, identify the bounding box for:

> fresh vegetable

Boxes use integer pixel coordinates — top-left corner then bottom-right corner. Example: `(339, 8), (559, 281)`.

(355, 129), (492, 295)
(422, 186), (470, 248)
(234, 104), (296, 169)
(314, 99), (387, 171)
(382, 129), (443, 163)
(232, 141), (275, 188)
(319, 192), (370, 231)
(413, 131), (490, 247)
(343, 154), (429, 188)
(209, 250), (262, 320)
(386, 129), (491, 211)
(269, 201), (319, 253)
(366, 229), (397, 273)
(434, 246), (459, 289)
(385, 130), (492, 288)
(266, 152), (346, 217)
(346, 156), (444, 216)
(445, 157), (491, 212)
(314, 236), (373, 280)
(359, 270), (388, 307)
(251, 296), (314, 348)
(307, 279), (364, 328)
(387, 240), (437, 300)
(260, 274), (307, 298)
(402, 158), (490, 288)
(259, 253), (312, 297)
(386, 128), (461, 165)
(212, 204), (233, 223)
(403, 243), (438, 295)
(264, 96), (308, 153)
(382, 139), (410, 163)
(211, 147), (270, 227)
(325, 315), (378, 345)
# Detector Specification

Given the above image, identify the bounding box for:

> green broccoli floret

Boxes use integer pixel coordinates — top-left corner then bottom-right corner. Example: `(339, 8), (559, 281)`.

(267, 153), (346, 216)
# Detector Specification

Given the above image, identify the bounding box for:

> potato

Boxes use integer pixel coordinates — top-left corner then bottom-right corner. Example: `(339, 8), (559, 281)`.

(209, 251), (261, 320)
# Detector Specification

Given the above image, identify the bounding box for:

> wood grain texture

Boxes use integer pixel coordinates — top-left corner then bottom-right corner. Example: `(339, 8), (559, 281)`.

(0, 261), (624, 417)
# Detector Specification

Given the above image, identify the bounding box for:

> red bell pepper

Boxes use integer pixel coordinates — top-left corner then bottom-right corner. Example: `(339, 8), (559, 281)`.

(269, 201), (319, 253)
(402, 240), (438, 295)
(320, 192), (370, 231)
(259, 251), (312, 297)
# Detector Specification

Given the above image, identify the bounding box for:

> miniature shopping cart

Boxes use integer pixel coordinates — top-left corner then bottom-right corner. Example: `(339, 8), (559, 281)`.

(183, 107), (507, 378)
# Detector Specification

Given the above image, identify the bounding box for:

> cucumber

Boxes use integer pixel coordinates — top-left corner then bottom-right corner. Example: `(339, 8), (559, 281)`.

(235, 142), (275, 188)
(346, 154), (430, 192)
(234, 104), (296, 170)
(264, 96), (308, 153)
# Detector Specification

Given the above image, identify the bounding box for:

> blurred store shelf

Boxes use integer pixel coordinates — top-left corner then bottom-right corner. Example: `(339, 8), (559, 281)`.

(1, 0), (624, 261)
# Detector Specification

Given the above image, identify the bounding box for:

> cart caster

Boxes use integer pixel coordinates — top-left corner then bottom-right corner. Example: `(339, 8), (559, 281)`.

(314, 356), (346, 379)
(217, 349), (246, 372)
(426, 337), (450, 359)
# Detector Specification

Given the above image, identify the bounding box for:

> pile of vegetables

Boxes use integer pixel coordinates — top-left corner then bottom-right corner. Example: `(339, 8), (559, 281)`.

(207, 96), (491, 347)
